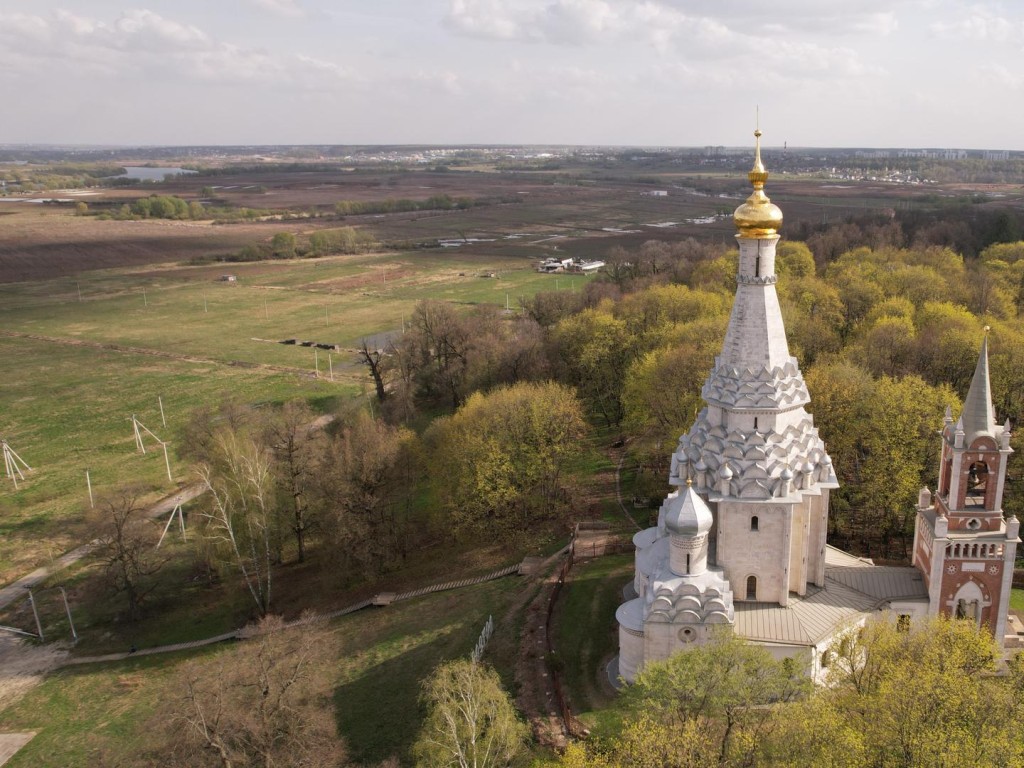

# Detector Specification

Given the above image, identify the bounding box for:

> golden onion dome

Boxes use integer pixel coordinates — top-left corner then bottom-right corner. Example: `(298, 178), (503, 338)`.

(733, 128), (783, 238)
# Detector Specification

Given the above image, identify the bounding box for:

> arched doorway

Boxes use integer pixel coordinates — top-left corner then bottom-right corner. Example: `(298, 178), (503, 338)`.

(950, 581), (986, 628)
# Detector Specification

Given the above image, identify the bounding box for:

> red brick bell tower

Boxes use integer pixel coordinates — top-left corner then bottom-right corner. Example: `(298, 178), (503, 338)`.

(913, 330), (1019, 643)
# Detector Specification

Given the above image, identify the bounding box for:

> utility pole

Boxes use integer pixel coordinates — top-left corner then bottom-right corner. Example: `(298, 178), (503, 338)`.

(86, 469), (94, 508)
(59, 586), (77, 643)
(26, 588), (43, 642)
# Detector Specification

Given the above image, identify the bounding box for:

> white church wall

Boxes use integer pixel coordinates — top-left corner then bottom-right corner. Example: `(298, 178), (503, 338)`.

(618, 625), (644, 683)
(788, 502), (810, 594)
(718, 501), (790, 602)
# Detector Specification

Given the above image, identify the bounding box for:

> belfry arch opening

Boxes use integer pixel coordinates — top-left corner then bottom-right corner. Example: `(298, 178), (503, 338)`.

(966, 461), (989, 506)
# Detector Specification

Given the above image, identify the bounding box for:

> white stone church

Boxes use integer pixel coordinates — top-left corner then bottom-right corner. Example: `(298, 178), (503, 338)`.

(616, 130), (1019, 682)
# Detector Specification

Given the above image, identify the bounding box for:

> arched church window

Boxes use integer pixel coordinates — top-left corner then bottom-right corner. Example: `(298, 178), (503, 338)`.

(751, 515), (759, 532)
(746, 575), (757, 600)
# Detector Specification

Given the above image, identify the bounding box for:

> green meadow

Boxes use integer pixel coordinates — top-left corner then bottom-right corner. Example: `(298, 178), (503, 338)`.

(0, 249), (595, 583)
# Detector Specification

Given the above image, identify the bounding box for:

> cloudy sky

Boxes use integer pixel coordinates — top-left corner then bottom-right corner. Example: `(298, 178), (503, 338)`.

(1, 0), (1022, 149)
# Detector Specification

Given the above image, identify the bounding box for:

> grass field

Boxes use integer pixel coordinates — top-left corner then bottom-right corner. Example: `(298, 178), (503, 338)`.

(0, 233), (598, 584)
(554, 553), (633, 736)
(0, 575), (527, 767)
(0, 333), (347, 583)
(1010, 588), (1024, 614)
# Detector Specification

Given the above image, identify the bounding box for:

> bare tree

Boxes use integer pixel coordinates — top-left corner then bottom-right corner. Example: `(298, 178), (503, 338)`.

(262, 402), (324, 564)
(358, 338), (389, 403)
(150, 616), (345, 768)
(198, 431), (276, 616)
(91, 490), (167, 622)
(318, 412), (415, 579)
(408, 300), (471, 408)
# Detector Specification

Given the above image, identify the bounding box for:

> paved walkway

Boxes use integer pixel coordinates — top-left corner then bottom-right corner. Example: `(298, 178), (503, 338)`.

(0, 733), (34, 767)
(0, 484), (205, 613)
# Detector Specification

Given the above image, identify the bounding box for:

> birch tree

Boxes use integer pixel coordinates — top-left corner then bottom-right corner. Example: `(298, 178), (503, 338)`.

(198, 431), (277, 616)
(412, 659), (528, 768)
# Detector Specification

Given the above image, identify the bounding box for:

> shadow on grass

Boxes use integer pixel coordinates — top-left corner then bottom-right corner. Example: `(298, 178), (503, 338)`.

(334, 629), (469, 766)
(554, 554), (632, 717)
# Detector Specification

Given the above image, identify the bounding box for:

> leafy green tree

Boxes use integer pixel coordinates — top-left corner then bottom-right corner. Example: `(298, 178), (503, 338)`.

(270, 232), (296, 259)
(412, 659), (529, 768)
(855, 375), (956, 556)
(852, 315), (917, 378)
(819, 615), (1022, 767)
(689, 251), (738, 295)
(914, 301), (981, 392)
(551, 308), (634, 427)
(780, 275), (846, 362)
(620, 631), (809, 767)
(775, 241), (816, 278)
(614, 284), (727, 351)
(427, 382), (587, 538)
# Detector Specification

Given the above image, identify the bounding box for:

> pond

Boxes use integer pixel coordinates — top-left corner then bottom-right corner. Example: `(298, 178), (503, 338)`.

(120, 166), (198, 182)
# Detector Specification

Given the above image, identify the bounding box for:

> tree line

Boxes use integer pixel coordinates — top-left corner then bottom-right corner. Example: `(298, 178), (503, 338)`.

(547, 616), (1024, 768)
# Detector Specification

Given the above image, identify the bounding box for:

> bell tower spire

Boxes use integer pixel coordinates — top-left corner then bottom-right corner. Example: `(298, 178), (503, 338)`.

(960, 326), (997, 446)
(912, 330), (1018, 643)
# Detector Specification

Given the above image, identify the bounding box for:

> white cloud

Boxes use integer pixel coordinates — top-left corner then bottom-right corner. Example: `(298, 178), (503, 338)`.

(248, 0), (306, 19)
(444, 0), (903, 45)
(0, 8), (349, 88)
(442, 0), (882, 83)
(981, 62), (1024, 89)
(931, 7), (1019, 41)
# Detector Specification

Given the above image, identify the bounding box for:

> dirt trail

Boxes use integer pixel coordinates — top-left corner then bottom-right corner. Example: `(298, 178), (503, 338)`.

(513, 548), (570, 750)
(0, 329), (316, 378)
(0, 635), (67, 714)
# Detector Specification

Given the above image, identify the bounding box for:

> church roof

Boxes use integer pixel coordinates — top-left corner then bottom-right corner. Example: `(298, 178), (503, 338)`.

(825, 565), (928, 602)
(959, 331), (998, 446)
(664, 484), (713, 536)
(733, 547), (928, 646)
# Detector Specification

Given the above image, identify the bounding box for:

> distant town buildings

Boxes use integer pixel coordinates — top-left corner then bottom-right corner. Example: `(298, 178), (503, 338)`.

(536, 257), (605, 274)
